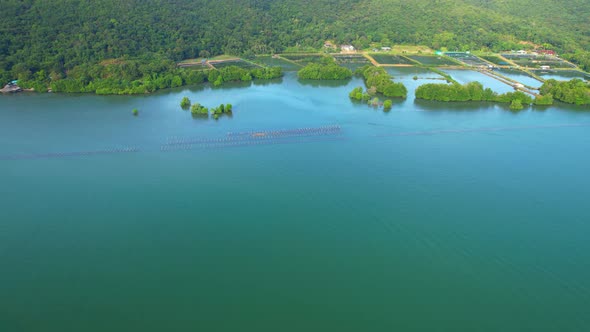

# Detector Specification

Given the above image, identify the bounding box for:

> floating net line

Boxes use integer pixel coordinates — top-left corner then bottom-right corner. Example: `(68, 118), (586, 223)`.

(165, 125), (342, 146)
(1, 125), (344, 161)
(162, 127), (346, 152)
(226, 124), (341, 137)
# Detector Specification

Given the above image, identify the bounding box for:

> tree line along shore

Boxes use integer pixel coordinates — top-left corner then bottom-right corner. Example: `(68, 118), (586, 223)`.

(2, 47), (588, 94)
(2, 52), (588, 107)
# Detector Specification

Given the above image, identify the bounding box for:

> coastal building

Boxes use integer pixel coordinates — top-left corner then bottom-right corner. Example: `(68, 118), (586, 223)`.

(381, 46), (392, 51)
(540, 65), (551, 70)
(340, 45), (355, 53)
(537, 49), (556, 56)
(516, 50), (527, 55)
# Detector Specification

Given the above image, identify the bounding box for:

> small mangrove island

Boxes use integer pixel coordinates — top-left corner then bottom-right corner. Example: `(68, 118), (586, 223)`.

(184, 96), (233, 120)
(180, 96), (191, 109)
(415, 82), (535, 110)
(349, 86), (393, 110)
(357, 65), (408, 98)
(347, 65), (408, 110)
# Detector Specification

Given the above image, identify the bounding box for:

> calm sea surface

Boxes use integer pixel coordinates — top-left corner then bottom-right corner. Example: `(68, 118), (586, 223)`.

(1, 71), (590, 331)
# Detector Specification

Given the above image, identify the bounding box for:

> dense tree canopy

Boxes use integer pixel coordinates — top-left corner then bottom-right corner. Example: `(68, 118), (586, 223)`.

(15, 60), (281, 94)
(357, 66), (407, 98)
(298, 63), (352, 80)
(415, 81), (534, 106)
(540, 79), (590, 105)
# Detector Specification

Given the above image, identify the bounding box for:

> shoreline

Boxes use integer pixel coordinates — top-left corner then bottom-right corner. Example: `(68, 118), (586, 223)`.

(4, 50), (589, 96)
(2, 56), (588, 107)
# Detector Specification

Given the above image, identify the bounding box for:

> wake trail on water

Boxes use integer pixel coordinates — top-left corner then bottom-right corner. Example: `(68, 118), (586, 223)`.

(374, 123), (590, 138)
(2, 123), (588, 161)
(0, 147), (141, 161)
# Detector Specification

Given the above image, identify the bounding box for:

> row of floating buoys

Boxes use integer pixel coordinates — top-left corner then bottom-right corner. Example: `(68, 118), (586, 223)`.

(163, 125), (343, 147)
(2, 126), (347, 160)
(227, 125), (341, 138)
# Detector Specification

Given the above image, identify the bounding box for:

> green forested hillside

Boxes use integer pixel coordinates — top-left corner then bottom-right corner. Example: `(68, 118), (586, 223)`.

(1, 0), (589, 85)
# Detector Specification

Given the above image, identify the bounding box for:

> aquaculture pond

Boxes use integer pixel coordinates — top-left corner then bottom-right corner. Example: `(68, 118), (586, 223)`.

(210, 60), (261, 70)
(253, 56), (302, 71)
(370, 54), (414, 65)
(532, 70), (590, 82)
(2, 72), (590, 332)
(496, 69), (544, 88)
(442, 69), (516, 94)
(480, 55), (510, 66)
(407, 55), (458, 66)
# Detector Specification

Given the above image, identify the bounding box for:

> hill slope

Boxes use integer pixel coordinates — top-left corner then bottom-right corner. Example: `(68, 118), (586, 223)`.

(1, 0), (589, 80)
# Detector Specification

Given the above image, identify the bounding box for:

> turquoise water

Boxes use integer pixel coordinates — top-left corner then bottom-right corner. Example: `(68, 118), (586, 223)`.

(2, 72), (590, 331)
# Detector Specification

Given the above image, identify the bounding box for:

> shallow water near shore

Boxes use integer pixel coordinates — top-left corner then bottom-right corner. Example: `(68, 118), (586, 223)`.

(1, 72), (590, 331)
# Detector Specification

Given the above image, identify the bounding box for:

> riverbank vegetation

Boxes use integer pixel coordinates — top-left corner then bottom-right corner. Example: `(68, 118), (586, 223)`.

(533, 94), (554, 106)
(208, 65), (282, 87)
(297, 62), (352, 80)
(539, 79), (590, 105)
(12, 55), (282, 95)
(415, 82), (534, 108)
(356, 66), (408, 98)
